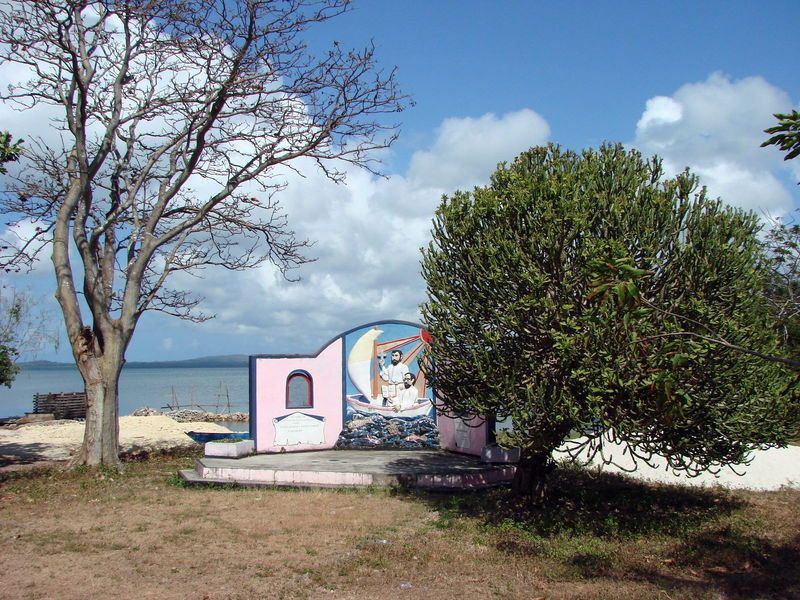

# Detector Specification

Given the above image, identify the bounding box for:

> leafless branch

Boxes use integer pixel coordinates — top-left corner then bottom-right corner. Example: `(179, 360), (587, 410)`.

(0, 0), (407, 357)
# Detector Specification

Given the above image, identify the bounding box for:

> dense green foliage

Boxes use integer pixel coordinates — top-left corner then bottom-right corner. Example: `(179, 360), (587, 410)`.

(421, 143), (800, 494)
(0, 131), (22, 174)
(0, 345), (18, 386)
(762, 110), (800, 165)
(0, 132), (22, 385)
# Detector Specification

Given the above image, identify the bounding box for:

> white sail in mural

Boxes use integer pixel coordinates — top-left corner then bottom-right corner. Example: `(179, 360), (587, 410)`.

(347, 327), (383, 403)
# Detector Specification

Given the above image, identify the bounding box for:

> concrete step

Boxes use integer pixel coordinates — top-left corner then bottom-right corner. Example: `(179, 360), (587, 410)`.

(181, 453), (515, 490)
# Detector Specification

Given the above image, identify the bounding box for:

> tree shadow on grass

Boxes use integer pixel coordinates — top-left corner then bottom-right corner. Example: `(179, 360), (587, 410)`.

(623, 531), (800, 600)
(660, 530), (800, 599)
(403, 466), (800, 598)
(406, 465), (744, 538)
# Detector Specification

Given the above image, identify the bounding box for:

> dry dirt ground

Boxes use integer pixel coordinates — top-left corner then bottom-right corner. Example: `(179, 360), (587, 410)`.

(1, 451), (799, 600)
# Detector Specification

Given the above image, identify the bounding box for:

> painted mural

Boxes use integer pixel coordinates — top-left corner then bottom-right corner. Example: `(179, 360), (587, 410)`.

(335, 322), (439, 449)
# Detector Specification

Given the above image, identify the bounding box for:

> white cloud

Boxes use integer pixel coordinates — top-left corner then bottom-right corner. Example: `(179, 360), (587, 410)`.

(636, 96), (683, 131)
(0, 61), (65, 135)
(163, 109), (551, 353)
(17, 70), (800, 361)
(632, 72), (797, 218)
(408, 109), (550, 190)
(1, 23), (555, 358)
(0, 218), (54, 278)
(692, 162), (793, 220)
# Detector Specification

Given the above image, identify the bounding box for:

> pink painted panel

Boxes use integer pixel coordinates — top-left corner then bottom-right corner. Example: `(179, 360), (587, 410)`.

(253, 338), (343, 452)
(436, 405), (488, 456)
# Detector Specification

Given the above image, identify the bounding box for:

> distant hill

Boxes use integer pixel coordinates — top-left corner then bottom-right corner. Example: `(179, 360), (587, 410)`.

(20, 354), (250, 370)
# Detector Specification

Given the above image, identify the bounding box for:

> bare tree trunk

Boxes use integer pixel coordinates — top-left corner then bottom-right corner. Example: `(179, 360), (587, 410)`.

(512, 452), (555, 502)
(68, 332), (124, 468)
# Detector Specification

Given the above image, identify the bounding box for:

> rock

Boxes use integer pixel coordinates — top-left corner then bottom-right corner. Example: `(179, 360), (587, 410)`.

(347, 417), (370, 430)
(163, 409), (248, 423)
(335, 412), (440, 450)
(206, 412), (248, 422)
(120, 448), (150, 461)
(164, 409), (209, 423)
(131, 406), (163, 416)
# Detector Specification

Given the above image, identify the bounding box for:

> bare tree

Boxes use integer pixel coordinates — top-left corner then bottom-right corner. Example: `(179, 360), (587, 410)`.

(0, 0), (407, 466)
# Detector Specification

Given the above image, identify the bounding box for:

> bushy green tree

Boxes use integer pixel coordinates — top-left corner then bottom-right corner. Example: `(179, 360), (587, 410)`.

(762, 110), (800, 166)
(0, 131), (25, 384)
(0, 283), (58, 386)
(421, 143), (800, 499)
(0, 329), (19, 386)
(0, 131), (22, 174)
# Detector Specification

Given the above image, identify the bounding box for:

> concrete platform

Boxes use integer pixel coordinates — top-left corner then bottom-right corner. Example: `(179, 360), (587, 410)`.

(179, 449), (517, 490)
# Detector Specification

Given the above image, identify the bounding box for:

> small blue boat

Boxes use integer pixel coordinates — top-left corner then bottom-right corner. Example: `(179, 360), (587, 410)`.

(185, 431), (250, 443)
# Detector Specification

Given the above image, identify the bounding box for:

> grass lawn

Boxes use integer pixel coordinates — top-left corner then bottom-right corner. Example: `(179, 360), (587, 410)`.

(1, 449), (798, 600)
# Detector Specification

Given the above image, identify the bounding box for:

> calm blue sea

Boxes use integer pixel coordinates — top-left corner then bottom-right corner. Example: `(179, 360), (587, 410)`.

(0, 366), (250, 419)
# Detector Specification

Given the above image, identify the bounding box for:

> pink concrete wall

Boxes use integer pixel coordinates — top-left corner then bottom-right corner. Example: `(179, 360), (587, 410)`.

(253, 338), (343, 453)
(436, 404), (489, 456)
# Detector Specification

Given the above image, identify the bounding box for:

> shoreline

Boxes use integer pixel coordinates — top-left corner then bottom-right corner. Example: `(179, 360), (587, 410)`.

(3, 418), (798, 492)
(0, 415), (239, 469)
(1, 407), (248, 427)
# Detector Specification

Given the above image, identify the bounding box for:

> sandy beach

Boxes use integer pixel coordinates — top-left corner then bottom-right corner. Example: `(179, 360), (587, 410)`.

(0, 415), (234, 466)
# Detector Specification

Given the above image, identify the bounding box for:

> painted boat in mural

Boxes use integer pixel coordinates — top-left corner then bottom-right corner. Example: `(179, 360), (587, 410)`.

(345, 326), (434, 419)
(347, 328), (383, 402)
(185, 431), (250, 443)
(345, 394), (434, 418)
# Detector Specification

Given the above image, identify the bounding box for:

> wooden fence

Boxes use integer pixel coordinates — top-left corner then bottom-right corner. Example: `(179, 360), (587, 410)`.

(32, 392), (87, 420)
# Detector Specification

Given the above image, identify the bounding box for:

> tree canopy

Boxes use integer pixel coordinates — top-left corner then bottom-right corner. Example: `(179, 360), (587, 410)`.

(421, 143), (800, 498)
(0, 284), (58, 386)
(0, 132), (27, 385)
(762, 110), (800, 166)
(0, 132), (22, 174)
(0, 0), (407, 466)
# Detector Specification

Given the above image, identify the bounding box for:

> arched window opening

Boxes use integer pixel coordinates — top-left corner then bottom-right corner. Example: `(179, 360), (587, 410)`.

(286, 371), (313, 409)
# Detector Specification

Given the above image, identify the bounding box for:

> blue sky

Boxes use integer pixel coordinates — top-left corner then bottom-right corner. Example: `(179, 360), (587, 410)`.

(335, 2), (799, 164)
(2, 0), (799, 363)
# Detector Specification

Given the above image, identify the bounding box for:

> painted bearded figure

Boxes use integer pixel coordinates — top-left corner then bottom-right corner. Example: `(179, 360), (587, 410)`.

(378, 349), (409, 405)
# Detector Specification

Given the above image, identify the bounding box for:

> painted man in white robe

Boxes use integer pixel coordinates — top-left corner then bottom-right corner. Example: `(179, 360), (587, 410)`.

(379, 349), (409, 405)
(391, 372), (420, 412)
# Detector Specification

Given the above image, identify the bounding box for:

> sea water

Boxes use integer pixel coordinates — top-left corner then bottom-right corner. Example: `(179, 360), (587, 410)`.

(0, 366), (250, 419)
